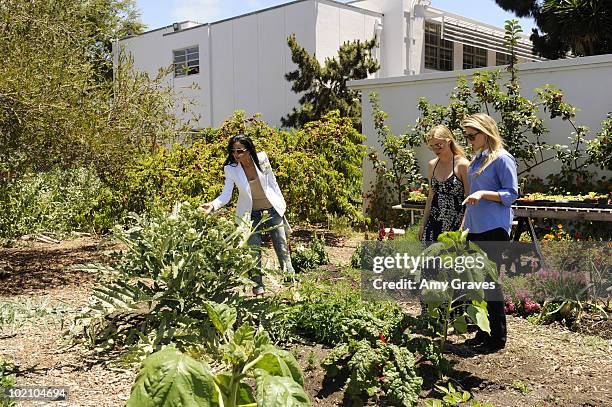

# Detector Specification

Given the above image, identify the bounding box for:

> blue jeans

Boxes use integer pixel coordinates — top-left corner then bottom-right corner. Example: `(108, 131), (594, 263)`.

(248, 207), (294, 289)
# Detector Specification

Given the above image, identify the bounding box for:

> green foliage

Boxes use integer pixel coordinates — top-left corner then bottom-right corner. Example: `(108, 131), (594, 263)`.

(70, 202), (258, 352)
(123, 111), (366, 224)
(260, 269), (413, 346)
(420, 231), (495, 355)
(127, 305), (310, 407)
(0, 359), (16, 407)
(425, 382), (494, 407)
(0, 168), (120, 238)
(511, 379), (530, 395)
(366, 92), (424, 221)
(291, 234), (330, 272)
(282, 34), (379, 130)
(322, 339), (422, 406)
(0, 0), (184, 180)
(494, 0), (612, 58)
(268, 278), (407, 346)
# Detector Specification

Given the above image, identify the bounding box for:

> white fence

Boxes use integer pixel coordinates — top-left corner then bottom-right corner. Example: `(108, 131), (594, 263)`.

(348, 54), (612, 196)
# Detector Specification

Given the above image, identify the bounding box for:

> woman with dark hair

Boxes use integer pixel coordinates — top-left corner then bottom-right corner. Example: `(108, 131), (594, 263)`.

(201, 135), (294, 296)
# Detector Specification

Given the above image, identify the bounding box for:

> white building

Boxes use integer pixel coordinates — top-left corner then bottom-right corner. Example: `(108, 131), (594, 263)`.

(114, 0), (538, 128)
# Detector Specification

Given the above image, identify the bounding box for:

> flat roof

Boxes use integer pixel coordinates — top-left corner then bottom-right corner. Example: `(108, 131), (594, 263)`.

(120, 0), (382, 41)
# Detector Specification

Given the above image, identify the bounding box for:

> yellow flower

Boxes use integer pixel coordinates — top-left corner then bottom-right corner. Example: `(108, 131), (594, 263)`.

(557, 224), (563, 229)
(544, 233), (554, 240)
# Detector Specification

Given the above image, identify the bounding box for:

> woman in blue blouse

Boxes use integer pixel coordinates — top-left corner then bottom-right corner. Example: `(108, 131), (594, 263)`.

(461, 113), (518, 352)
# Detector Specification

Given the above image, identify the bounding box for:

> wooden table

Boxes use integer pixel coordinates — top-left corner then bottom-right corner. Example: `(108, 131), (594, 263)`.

(392, 203), (612, 267)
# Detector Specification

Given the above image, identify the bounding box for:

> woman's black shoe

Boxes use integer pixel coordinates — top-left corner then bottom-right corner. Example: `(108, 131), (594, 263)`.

(463, 332), (487, 347)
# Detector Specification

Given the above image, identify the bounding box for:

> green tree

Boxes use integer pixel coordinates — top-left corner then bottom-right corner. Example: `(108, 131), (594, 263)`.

(494, 0), (612, 58)
(282, 34), (379, 130)
(0, 0), (188, 181)
(79, 0), (146, 82)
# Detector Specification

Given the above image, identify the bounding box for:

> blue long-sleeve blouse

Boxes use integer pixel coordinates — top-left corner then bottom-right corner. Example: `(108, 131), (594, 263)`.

(465, 149), (519, 235)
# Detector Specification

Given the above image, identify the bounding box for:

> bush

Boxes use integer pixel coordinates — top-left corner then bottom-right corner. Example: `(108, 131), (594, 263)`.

(120, 110), (366, 224)
(70, 202), (259, 352)
(291, 234), (329, 272)
(0, 167), (120, 238)
(264, 276), (407, 346)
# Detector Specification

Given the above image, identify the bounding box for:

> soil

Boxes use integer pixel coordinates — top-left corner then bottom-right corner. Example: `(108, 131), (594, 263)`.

(1, 233), (610, 407)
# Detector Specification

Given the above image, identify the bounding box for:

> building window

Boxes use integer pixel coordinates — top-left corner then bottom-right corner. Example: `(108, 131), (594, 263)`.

(496, 52), (513, 66)
(424, 22), (453, 71)
(463, 45), (487, 69)
(173, 46), (199, 77)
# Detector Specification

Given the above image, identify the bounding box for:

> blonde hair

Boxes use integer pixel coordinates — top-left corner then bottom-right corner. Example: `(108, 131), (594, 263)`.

(426, 124), (466, 158)
(461, 113), (505, 176)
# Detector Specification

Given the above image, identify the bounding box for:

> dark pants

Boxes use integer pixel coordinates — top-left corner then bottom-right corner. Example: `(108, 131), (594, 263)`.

(467, 228), (508, 346)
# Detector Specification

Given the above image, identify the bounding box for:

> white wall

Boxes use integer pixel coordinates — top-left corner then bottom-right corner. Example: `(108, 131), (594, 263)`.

(315, 2), (381, 65)
(116, 1), (319, 129)
(349, 54), (612, 195)
(210, 1), (317, 127)
(115, 25), (211, 127)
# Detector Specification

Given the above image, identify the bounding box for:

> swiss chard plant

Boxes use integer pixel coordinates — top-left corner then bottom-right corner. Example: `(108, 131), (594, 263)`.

(322, 338), (422, 406)
(127, 302), (310, 407)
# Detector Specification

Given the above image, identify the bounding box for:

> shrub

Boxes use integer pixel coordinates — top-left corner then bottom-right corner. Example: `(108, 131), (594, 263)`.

(264, 277), (407, 346)
(70, 202), (258, 352)
(0, 167), (121, 238)
(291, 234), (329, 272)
(120, 110), (366, 224)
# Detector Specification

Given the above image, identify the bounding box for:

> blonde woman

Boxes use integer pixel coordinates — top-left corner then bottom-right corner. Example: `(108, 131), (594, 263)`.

(418, 125), (470, 242)
(461, 113), (518, 352)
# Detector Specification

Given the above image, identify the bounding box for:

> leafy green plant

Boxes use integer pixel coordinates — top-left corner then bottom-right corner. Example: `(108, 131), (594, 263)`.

(420, 231), (496, 356)
(69, 202), (258, 352)
(305, 351), (317, 372)
(511, 380), (530, 395)
(291, 234), (330, 272)
(425, 382), (493, 407)
(127, 302), (310, 407)
(0, 297), (71, 328)
(322, 339), (422, 406)
(0, 359), (16, 407)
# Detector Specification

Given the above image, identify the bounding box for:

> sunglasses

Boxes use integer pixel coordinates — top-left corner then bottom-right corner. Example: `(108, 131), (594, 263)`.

(428, 142), (446, 150)
(465, 131), (480, 141)
(232, 148), (248, 154)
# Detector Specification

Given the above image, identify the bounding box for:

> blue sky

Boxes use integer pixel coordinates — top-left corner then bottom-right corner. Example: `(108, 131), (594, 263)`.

(135, 0), (537, 33)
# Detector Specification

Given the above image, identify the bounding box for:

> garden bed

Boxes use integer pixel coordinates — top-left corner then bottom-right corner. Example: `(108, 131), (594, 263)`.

(1, 235), (611, 406)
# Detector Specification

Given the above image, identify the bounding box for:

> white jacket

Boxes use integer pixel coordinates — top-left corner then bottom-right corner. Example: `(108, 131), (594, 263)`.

(211, 151), (287, 224)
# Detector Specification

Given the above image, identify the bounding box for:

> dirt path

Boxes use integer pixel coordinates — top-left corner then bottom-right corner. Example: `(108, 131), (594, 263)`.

(1, 236), (610, 407)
